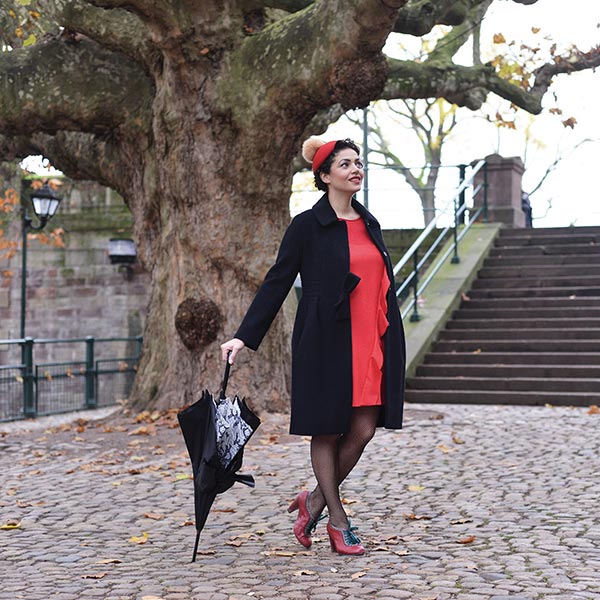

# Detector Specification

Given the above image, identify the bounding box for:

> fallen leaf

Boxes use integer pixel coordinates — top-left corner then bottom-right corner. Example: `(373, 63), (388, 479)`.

(457, 535), (476, 544)
(178, 520), (195, 527)
(81, 573), (106, 579)
(0, 519), (22, 530)
(97, 558), (122, 564)
(588, 405), (599, 415)
(341, 497), (357, 505)
(437, 444), (453, 453)
(128, 425), (156, 436)
(129, 532), (149, 544)
(393, 549), (411, 556)
(293, 570), (315, 576)
(403, 513), (431, 521)
(450, 518), (473, 525)
(407, 484), (425, 492)
(212, 508), (236, 513)
(175, 473), (192, 480)
(452, 433), (465, 444)
(351, 571), (368, 580)
(472, 348), (482, 354)
(143, 513), (164, 520)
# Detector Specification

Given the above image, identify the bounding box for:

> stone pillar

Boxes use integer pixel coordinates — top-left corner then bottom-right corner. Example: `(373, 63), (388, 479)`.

(473, 154), (526, 227)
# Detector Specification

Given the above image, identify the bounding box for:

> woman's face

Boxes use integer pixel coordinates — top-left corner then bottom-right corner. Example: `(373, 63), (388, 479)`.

(320, 148), (364, 195)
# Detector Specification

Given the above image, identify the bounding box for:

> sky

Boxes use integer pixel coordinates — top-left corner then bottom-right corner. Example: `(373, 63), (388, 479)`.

(291, 0), (600, 230)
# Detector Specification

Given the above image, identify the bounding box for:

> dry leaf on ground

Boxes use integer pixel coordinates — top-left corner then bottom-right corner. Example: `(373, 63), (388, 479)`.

(129, 532), (149, 544)
(407, 484), (425, 492)
(457, 535), (476, 544)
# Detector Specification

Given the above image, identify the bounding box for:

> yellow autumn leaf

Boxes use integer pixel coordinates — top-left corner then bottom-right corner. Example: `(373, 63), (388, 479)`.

(129, 532), (149, 544)
(437, 443), (453, 453)
(175, 473), (192, 480)
(23, 33), (36, 47)
(588, 405), (599, 415)
(0, 520), (22, 530)
(407, 484), (425, 492)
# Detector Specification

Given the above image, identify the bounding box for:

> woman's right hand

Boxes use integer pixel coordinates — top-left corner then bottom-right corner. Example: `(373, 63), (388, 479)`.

(220, 338), (245, 364)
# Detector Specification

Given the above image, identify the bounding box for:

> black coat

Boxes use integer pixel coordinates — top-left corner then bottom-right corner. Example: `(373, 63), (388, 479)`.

(235, 195), (406, 435)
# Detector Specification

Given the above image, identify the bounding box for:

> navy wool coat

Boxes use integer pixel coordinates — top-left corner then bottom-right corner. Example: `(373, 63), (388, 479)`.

(235, 194), (406, 436)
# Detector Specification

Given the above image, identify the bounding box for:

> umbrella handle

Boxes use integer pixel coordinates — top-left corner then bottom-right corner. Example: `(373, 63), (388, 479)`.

(219, 351), (232, 401)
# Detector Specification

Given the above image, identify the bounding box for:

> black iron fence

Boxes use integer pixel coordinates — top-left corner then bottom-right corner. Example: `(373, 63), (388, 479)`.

(0, 336), (142, 422)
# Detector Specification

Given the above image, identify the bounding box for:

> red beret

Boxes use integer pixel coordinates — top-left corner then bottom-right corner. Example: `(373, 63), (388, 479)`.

(312, 140), (338, 173)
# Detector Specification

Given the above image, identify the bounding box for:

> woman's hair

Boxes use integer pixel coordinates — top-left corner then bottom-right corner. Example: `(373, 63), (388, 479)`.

(314, 138), (361, 192)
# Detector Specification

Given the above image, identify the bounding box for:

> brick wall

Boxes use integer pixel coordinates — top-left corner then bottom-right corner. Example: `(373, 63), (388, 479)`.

(0, 175), (150, 367)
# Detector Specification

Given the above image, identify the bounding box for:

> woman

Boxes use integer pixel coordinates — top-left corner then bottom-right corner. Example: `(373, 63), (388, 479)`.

(221, 137), (406, 556)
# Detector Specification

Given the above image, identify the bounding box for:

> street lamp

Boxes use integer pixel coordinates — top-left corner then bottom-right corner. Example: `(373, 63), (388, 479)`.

(20, 183), (63, 339)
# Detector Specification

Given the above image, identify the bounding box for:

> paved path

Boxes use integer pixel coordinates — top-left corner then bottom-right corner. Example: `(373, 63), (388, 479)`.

(1, 403), (599, 600)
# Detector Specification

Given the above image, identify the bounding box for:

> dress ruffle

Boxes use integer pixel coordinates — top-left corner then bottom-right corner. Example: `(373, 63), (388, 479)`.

(342, 218), (390, 407)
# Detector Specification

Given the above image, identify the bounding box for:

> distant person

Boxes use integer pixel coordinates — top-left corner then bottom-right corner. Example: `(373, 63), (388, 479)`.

(221, 137), (406, 556)
(522, 191), (533, 228)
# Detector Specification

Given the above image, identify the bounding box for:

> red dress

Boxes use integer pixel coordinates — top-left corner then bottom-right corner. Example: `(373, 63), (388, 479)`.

(342, 218), (390, 407)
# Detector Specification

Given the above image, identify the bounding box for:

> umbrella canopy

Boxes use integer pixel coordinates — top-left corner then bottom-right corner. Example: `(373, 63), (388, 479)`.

(177, 360), (260, 562)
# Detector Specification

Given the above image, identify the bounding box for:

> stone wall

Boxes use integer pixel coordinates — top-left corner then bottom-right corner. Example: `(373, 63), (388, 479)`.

(0, 174), (150, 367)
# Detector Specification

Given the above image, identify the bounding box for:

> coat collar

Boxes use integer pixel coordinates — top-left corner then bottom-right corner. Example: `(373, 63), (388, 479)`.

(311, 194), (380, 228)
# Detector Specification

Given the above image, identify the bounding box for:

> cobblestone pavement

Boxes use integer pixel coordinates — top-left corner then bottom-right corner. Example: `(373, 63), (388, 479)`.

(1, 403), (599, 600)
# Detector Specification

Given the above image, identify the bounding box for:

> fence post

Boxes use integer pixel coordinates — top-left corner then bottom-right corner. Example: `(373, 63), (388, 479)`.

(22, 337), (35, 418)
(85, 336), (96, 409)
(451, 194), (461, 265)
(410, 250), (421, 322)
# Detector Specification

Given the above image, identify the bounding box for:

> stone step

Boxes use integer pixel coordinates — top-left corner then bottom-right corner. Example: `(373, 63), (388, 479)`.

(416, 363), (600, 378)
(499, 226), (600, 238)
(459, 297), (600, 309)
(423, 352), (600, 366)
(495, 234), (600, 247)
(472, 274), (600, 289)
(454, 307), (600, 319)
(432, 339), (600, 352)
(483, 255), (600, 267)
(467, 286), (600, 299)
(447, 318), (600, 330)
(478, 265), (600, 279)
(405, 389), (597, 406)
(489, 244), (600, 257)
(439, 328), (600, 341)
(406, 376), (600, 393)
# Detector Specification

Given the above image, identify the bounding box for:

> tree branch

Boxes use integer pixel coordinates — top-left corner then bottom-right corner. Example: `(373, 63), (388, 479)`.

(0, 35), (153, 137)
(218, 0), (408, 131)
(393, 0), (487, 36)
(52, 0), (154, 65)
(384, 46), (600, 114)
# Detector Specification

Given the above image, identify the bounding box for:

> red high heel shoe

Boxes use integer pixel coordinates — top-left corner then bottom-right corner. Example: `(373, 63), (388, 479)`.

(327, 521), (365, 556)
(288, 491), (318, 548)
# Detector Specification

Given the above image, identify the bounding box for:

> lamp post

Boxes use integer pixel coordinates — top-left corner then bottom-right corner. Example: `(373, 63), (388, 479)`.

(20, 183), (63, 339)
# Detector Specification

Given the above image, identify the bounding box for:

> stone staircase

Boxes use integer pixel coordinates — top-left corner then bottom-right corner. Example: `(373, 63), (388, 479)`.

(406, 225), (600, 406)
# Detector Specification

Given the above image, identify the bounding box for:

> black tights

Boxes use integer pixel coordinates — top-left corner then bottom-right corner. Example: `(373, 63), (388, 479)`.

(308, 406), (380, 529)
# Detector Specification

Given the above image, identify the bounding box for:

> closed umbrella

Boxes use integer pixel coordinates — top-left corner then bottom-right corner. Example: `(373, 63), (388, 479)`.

(177, 357), (260, 561)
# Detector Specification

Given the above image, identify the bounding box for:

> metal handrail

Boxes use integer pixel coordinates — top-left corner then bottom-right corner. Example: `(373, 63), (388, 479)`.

(393, 161), (488, 322)
(393, 160), (486, 278)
